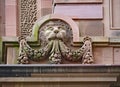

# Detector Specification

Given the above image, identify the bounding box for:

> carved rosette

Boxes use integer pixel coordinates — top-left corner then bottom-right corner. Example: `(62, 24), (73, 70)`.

(18, 20), (94, 64)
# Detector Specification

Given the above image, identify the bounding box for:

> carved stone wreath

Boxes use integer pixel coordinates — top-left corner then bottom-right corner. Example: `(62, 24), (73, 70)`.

(18, 20), (94, 64)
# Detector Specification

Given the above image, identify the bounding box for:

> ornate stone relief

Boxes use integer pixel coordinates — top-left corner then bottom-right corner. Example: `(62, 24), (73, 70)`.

(18, 0), (37, 37)
(18, 19), (94, 64)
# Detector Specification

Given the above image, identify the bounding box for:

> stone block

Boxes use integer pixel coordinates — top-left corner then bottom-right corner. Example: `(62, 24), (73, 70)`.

(0, 37), (2, 63)
(54, 0), (103, 3)
(41, 8), (52, 16)
(114, 48), (120, 64)
(5, 5), (16, 25)
(37, 0), (52, 18)
(93, 47), (113, 64)
(93, 47), (103, 64)
(77, 36), (109, 47)
(5, 0), (16, 5)
(41, 0), (52, 8)
(91, 36), (109, 43)
(5, 0), (16, 37)
(110, 37), (120, 43)
(54, 4), (103, 19)
(5, 25), (16, 36)
(7, 47), (18, 64)
(78, 20), (104, 36)
(102, 48), (113, 64)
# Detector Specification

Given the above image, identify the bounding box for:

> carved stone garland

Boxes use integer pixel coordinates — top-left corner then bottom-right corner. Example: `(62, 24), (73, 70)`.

(18, 20), (94, 64)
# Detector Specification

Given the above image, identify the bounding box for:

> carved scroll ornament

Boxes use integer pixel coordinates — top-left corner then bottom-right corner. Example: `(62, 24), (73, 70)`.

(18, 20), (94, 64)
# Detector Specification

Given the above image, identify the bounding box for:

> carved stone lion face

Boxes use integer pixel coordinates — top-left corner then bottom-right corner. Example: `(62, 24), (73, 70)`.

(44, 25), (66, 41)
(39, 20), (73, 46)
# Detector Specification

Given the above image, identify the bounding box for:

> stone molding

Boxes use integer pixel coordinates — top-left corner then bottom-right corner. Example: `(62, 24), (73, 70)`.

(0, 64), (120, 77)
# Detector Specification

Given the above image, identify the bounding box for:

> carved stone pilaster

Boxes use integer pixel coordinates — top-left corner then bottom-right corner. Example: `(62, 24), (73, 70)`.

(18, 0), (37, 37)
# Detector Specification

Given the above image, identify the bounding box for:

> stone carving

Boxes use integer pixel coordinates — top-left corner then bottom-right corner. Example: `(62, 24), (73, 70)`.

(18, 20), (94, 64)
(18, 0), (37, 37)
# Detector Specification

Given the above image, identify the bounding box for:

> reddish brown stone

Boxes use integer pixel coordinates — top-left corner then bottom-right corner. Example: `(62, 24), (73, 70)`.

(54, 0), (103, 3)
(93, 47), (113, 64)
(54, 4), (103, 19)
(5, 0), (17, 36)
(114, 48), (120, 64)
(78, 20), (104, 36)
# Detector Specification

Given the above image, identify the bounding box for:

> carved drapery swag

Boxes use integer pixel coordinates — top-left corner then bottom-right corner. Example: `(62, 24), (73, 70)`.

(18, 20), (94, 64)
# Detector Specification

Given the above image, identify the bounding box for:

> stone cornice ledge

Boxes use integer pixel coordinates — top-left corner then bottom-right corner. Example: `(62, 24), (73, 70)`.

(0, 64), (120, 77)
(3, 36), (120, 46)
(2, 36), (120, 45)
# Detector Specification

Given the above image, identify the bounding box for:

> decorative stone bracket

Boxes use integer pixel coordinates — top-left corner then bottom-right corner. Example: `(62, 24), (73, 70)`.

(18, 14), (94, 64)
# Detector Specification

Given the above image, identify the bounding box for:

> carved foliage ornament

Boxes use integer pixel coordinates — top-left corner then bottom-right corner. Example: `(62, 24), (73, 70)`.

(18, 20), (94, 64)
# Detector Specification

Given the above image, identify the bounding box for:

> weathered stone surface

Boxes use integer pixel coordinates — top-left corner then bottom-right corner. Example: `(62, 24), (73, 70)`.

(0, 64), (120, 77)
(5, 0), (17, 36)
(114, 48), (120, 64)
(18, 0), (37, 37)
(54, 0), (103, 3)
(40, 0), (52, 16)
(7, 47), (18, 64)
(79, 36), (108, 43)
(0, 82), (115, 87)
(110, 37), (120, 43)
(78, 20), (104, 36)
(0, 37), (2, 63)
(0, 0), (5, 36)
(111, 0), (120, 28)
(36, 0), (52, 19)
(93, 47), (113, 64)
(54, 4), (103, 19)
(41, 8), (52, 17)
